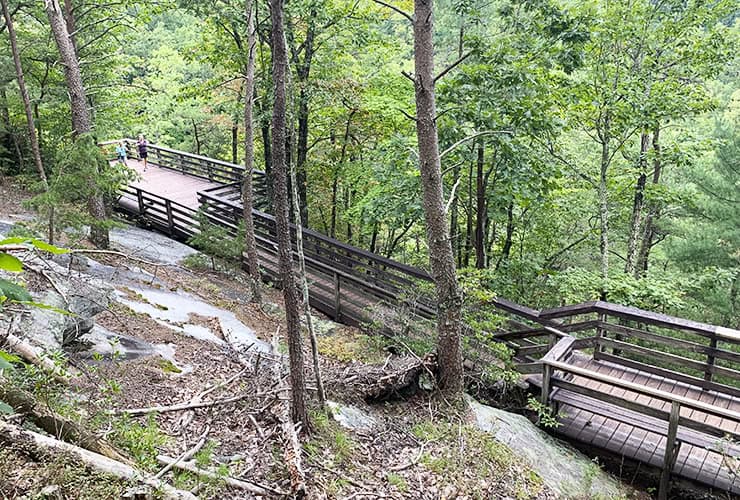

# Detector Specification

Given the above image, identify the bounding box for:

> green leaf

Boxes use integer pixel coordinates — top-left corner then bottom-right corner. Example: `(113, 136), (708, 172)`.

(30, 240), (69, 255)
(18, 301), (72, 315)
(0, 279), (31, 302)
(0, 237), (29, 245)
(0, 252), (23, 272)
(0, 351), (21, 365)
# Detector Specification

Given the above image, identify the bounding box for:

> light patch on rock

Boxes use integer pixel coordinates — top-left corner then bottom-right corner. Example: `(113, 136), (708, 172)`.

(110, 225), (200, 266)
(328, 401), (378, 432)
(469, 397), (627, 499)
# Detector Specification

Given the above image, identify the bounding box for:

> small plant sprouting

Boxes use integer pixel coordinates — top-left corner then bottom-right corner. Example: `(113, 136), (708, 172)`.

(527, 396), (561, 429)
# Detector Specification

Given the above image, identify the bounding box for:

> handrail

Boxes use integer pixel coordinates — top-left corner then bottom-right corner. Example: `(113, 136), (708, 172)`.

(540, 300), (740, 341)
(546, 358), (740, 423)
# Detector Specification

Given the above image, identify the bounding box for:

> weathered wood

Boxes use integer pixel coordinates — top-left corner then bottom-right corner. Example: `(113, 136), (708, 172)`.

(658, 402), (681, 500)
(542, 336), (575, 363)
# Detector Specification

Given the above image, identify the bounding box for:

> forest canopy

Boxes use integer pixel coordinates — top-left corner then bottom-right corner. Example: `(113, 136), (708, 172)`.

(1, 0), (738, 327)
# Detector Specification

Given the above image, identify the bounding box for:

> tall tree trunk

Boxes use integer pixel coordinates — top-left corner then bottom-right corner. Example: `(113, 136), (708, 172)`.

(294, 12), (316, 227)
(1, 0), (47, 187)
(44, 0), (108, 249)
(598, 122), (611, 296)
(241, 0), (261, 302)
(625, 132), (650, 275)
(270, 0), (307, 426)
(474, 141), (486, 269)
(463, 156), (473, 267)
(413, 0), (463, 394)
(0, 88), (23, 172)
(496, 201), (514, 270)
(636, 125), (662, 276)
(62, 0), (76, 52)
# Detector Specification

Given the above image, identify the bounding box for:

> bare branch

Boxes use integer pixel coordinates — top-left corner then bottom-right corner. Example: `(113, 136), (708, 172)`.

(434, 51), (472, 83)
(370, 0), (413, 23)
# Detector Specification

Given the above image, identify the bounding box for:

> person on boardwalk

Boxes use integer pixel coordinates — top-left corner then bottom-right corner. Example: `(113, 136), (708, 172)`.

(115, 141), (128, 166)
(137, 134), (149, 171)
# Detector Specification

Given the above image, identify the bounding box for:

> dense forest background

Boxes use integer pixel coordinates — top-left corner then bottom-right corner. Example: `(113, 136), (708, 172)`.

(1, 0), (738, 327)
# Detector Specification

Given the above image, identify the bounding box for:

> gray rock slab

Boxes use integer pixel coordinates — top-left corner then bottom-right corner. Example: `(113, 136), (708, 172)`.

(110, 225), (200, 266)
(469, 397), (627, 499)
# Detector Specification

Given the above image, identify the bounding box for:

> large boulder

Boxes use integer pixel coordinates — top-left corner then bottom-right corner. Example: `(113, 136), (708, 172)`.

(469, 397), (629, 499)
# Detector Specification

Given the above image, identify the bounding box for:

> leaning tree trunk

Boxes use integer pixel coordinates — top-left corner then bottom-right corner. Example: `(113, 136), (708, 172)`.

(44, 0), (108, 249)
(413, 0), (464, 394)
(241, 0), (261, 302)
(2, 0), (47, 187)
(294, 12), (316, 227)
(270, 0), (308, 426)
(625, 132), (650, 275)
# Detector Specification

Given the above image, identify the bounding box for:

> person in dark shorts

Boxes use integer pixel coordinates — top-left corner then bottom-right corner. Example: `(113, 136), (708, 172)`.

(137, 134), (149, 171)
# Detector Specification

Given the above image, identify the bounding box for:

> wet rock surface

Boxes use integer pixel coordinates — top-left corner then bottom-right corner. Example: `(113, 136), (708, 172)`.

(470, 397), (627, 498)
(109, 225), (199, 265)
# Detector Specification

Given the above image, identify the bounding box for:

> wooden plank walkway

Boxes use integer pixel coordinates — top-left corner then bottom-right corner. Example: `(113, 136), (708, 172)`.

(110, 140), (740, 498)
(555, 355), (740, 494)
(120, 159), (220, 209)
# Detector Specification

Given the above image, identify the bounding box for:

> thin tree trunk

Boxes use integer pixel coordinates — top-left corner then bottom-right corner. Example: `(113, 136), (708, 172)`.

(45, 0), (108, 249)
(598, 124), (611, 296)
(191, 118), (201, 155)
(625, 132), (650, 275)
(2, 0), (54, 242)
(463, 156), (473, 267)
(413, 0), (464, 394)
(232, 124), (238, 164)
(330, 175), (338, 238)
(290, 155), (326, 410)
(294, 11), (316, 227)
(369, 222), (378, 254)
(474, 141), (486, 269)
(636, 125), (661, 276)
(270, 0), (307, 426)
(0, 88), (23, 172)
(62, 0), (76, 52)
(1, 0), (47, 188)
(241, 0), (261, 302)
(496, 201), (514, 270)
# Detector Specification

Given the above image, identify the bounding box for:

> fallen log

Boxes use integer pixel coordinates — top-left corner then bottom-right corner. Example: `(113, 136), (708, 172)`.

(3, 333), (78, 383)
(0, 379), (129, 464)
(0, 420), (195, 500)
(362, 353), (437, 402)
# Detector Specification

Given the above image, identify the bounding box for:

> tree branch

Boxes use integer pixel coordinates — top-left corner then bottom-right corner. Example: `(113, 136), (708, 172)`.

(434, 51), (472, 83)
(370, 0), (413, 23)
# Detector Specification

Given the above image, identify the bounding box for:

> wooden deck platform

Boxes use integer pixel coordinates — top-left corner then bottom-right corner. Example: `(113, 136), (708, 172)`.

(119, 159), (220, 209)
(557, 355), (740, 494)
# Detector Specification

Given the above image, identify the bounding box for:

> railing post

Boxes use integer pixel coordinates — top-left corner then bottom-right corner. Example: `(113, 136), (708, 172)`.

(658, 401), (681, 500)
(705, 332), (717, 384)
(594, 312), (606, 361)
(334, 272), (341, 321)
(137, 190), (145, 215)
(165, 199), (174, 236)
(541, 363), (552, 407)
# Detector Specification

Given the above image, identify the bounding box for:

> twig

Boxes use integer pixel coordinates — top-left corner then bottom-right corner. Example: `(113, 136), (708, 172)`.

(155, 455), (286, 496)
(152, 426), (210, 480)
(389, 442), (427, 472)
(112, 388), (281, 416)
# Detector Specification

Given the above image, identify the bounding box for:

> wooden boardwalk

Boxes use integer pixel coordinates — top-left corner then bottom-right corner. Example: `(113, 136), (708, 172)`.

(106, 139), (740, 498)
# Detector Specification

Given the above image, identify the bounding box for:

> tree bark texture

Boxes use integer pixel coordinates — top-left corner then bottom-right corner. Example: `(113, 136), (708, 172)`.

(598, 129), (610, 296)
(474, 141), (486, 269)
(294, 12), (316, 227)
(2, 0), (47, 187)
(636, 125), (662, 276)
(625, 132), (650, 275)
(270, 0), (308, 426)
(242, 0), (261, 302)
(413, 0), (464, 394)
(45, 0), (108, 249)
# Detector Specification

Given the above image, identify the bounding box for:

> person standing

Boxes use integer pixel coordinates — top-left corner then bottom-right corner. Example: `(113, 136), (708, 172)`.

(115, 141), (128, 166)
(137, 134), (149, 171)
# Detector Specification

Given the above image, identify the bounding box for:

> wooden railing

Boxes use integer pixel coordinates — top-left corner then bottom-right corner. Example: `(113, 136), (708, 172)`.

(117, 185), (200, 240)
(101, 139), (269, 203)
(196, 187), (436, 327)
(494, 301), (740, 499)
